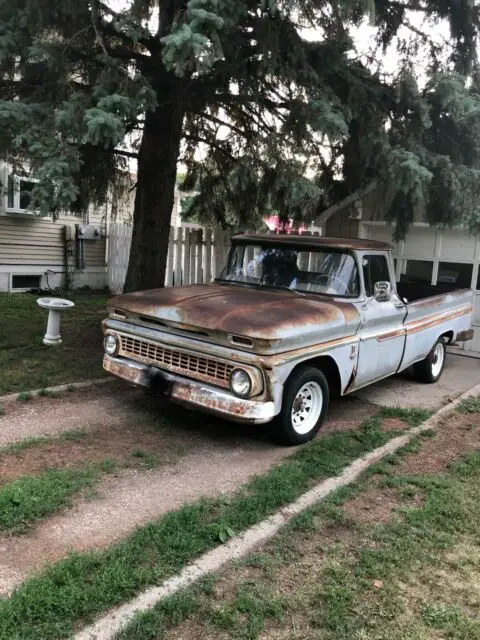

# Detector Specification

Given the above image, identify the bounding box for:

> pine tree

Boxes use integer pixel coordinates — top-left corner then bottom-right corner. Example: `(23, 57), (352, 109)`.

(0, 0), (478, 290)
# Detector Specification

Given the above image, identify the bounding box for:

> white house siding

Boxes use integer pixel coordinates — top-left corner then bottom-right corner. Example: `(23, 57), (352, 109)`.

(0, 204), (107, 294)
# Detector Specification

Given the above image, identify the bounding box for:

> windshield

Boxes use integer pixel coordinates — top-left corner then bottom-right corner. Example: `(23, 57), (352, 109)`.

(218, 243), (359, 297)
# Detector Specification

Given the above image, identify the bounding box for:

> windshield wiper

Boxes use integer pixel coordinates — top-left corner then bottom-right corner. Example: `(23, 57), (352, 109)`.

(214, 278), (250, 286)
(215, 279), (305, 296)
(259, 283), (306, 297)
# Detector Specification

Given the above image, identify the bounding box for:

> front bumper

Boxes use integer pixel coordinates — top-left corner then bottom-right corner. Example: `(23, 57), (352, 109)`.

(103, 354), (276, 425)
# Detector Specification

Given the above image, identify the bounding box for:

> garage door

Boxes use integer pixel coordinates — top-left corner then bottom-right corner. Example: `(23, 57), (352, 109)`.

(361, 223), (480, 358)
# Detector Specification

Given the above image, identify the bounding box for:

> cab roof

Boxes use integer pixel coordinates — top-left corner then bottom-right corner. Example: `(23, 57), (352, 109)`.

(231, 234), (392, 251)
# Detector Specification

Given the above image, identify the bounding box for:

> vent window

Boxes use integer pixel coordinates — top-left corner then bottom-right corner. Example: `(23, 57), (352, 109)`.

(11, 274), (41, 291)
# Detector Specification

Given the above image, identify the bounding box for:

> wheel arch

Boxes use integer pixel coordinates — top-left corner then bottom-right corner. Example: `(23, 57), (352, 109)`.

(287, 355), (342, 397)
(441, 330), (454, 344)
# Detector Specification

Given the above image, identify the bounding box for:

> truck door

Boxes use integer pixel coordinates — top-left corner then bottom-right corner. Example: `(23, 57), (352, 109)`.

(350, 252), (407, 390)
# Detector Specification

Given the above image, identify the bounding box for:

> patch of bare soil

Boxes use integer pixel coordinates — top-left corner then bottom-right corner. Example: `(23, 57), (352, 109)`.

(0, 420), (190, 484)
(339, 412), (480, 526)
(168, 620), (224, 640)
(0, 382), (140, 447)
(319, 396), (378, 436)
(396, 413), (480, 475)
(381, 417), (408, 432)
(342, 487), (409, 524)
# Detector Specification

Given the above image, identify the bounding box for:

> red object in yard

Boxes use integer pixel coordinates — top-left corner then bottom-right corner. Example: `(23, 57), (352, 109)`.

(264, 215), (305, 234)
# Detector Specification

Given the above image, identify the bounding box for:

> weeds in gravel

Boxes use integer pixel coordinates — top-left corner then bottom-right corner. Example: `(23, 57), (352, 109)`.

(2, 436), (55, 454)
(457, 395), (480, 414)
(0, 465), (108, 534)
(38, 388), (59, 398)
(17, 392), (32, 402)
(1, 429), (89, 455)
(0, 415), (408, 640)
(131, 450), (157, 469)
(60, 428), (88, 442)
(0, 403), (4, 416)
(378, 406), (432, 426)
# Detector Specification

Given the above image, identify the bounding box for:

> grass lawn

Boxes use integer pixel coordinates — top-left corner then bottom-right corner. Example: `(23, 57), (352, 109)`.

(0, 412), (416, 639)
(115, 405), (480, 640)
(0, 291), (109, 395)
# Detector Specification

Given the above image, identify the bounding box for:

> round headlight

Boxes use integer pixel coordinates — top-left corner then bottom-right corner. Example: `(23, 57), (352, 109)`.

(104, 334), (118, 356)
(230, 369), (252, 398)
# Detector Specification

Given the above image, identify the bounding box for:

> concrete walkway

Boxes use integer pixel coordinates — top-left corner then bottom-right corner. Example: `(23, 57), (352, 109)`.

(355, 353), (480, 409)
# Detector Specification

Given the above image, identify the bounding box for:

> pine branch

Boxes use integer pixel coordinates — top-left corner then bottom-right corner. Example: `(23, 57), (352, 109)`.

(198, 112), (250, 139)
(90, 0), (109, 56)
(184, 135), (236, 161)
(95, 0), (161, 55)
(390, 0), (430, 12)
(114, 149), (139, 159)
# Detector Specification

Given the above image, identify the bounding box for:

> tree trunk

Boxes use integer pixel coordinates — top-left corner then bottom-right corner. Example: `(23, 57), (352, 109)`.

(123, 93), (185, 293)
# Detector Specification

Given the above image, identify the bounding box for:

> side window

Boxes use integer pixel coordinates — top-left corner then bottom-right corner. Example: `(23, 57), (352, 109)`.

(362, 255), (390, 298)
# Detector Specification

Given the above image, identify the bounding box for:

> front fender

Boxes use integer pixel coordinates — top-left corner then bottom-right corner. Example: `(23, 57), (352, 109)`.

(265, 340), (358, 413)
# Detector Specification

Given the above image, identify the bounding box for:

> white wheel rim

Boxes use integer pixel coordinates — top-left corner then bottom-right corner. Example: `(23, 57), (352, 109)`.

(291, 381), (323, 435)
(431, 343), (445, 378)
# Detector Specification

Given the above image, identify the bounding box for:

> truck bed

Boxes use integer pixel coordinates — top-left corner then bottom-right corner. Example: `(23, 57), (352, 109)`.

(397, 279), (460, 303)
(397, 278), (473, 346)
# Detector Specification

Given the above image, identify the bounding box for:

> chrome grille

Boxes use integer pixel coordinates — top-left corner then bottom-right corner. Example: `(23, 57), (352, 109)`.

(119, 335), (233, 388)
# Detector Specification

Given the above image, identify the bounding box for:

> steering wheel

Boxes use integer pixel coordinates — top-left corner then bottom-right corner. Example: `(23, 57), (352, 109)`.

(316, 274), (347, 294)
(260, 271), (294, 286)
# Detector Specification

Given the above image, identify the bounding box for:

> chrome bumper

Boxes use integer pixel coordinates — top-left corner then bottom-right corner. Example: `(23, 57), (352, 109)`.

(103, 354), (276, 425)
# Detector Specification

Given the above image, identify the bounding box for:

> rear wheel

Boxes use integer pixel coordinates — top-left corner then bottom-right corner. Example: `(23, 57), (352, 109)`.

(413, 338), (446, 383)
(274, 366), (329, 445)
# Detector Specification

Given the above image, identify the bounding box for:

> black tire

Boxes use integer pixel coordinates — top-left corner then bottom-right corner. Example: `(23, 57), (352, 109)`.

(413, 337), (446, 384)
(274, 366), (329, 446)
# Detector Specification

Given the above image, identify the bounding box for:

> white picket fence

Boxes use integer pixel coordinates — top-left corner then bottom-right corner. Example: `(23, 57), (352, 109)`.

(107, 223), (230, 294)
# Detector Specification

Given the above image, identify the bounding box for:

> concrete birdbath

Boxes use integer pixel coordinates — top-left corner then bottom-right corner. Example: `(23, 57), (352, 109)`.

(37, 297), (75, 346)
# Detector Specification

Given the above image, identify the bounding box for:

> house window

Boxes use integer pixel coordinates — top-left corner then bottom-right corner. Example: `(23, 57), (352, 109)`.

(404, 260), (433, 284)
(6, 174), (37, 212)
(11, 274), (41, 291)
(438, 262), (473, 288)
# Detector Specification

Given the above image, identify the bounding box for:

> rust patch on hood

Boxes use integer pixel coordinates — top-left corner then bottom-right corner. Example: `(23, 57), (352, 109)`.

(108, 284), (361, 342)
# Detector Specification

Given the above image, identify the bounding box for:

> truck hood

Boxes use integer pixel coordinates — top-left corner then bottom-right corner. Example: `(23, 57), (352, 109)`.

(109, 285), (361, 353)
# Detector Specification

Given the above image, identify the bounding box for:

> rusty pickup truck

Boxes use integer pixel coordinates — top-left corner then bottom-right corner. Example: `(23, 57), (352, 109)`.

(103, 234), (474, 445)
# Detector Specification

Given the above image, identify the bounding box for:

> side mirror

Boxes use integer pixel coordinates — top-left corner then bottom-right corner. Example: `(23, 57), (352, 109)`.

(374, 281), (392, 302)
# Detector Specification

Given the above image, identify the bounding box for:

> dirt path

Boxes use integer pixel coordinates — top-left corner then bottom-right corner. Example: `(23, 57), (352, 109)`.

(0, 383), (139, 447)
(0, 385), (376, 596)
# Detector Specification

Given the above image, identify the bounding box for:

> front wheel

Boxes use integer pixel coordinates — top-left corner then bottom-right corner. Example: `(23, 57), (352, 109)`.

(413, 337), (446, 383)
(274, 366), (329, 446)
